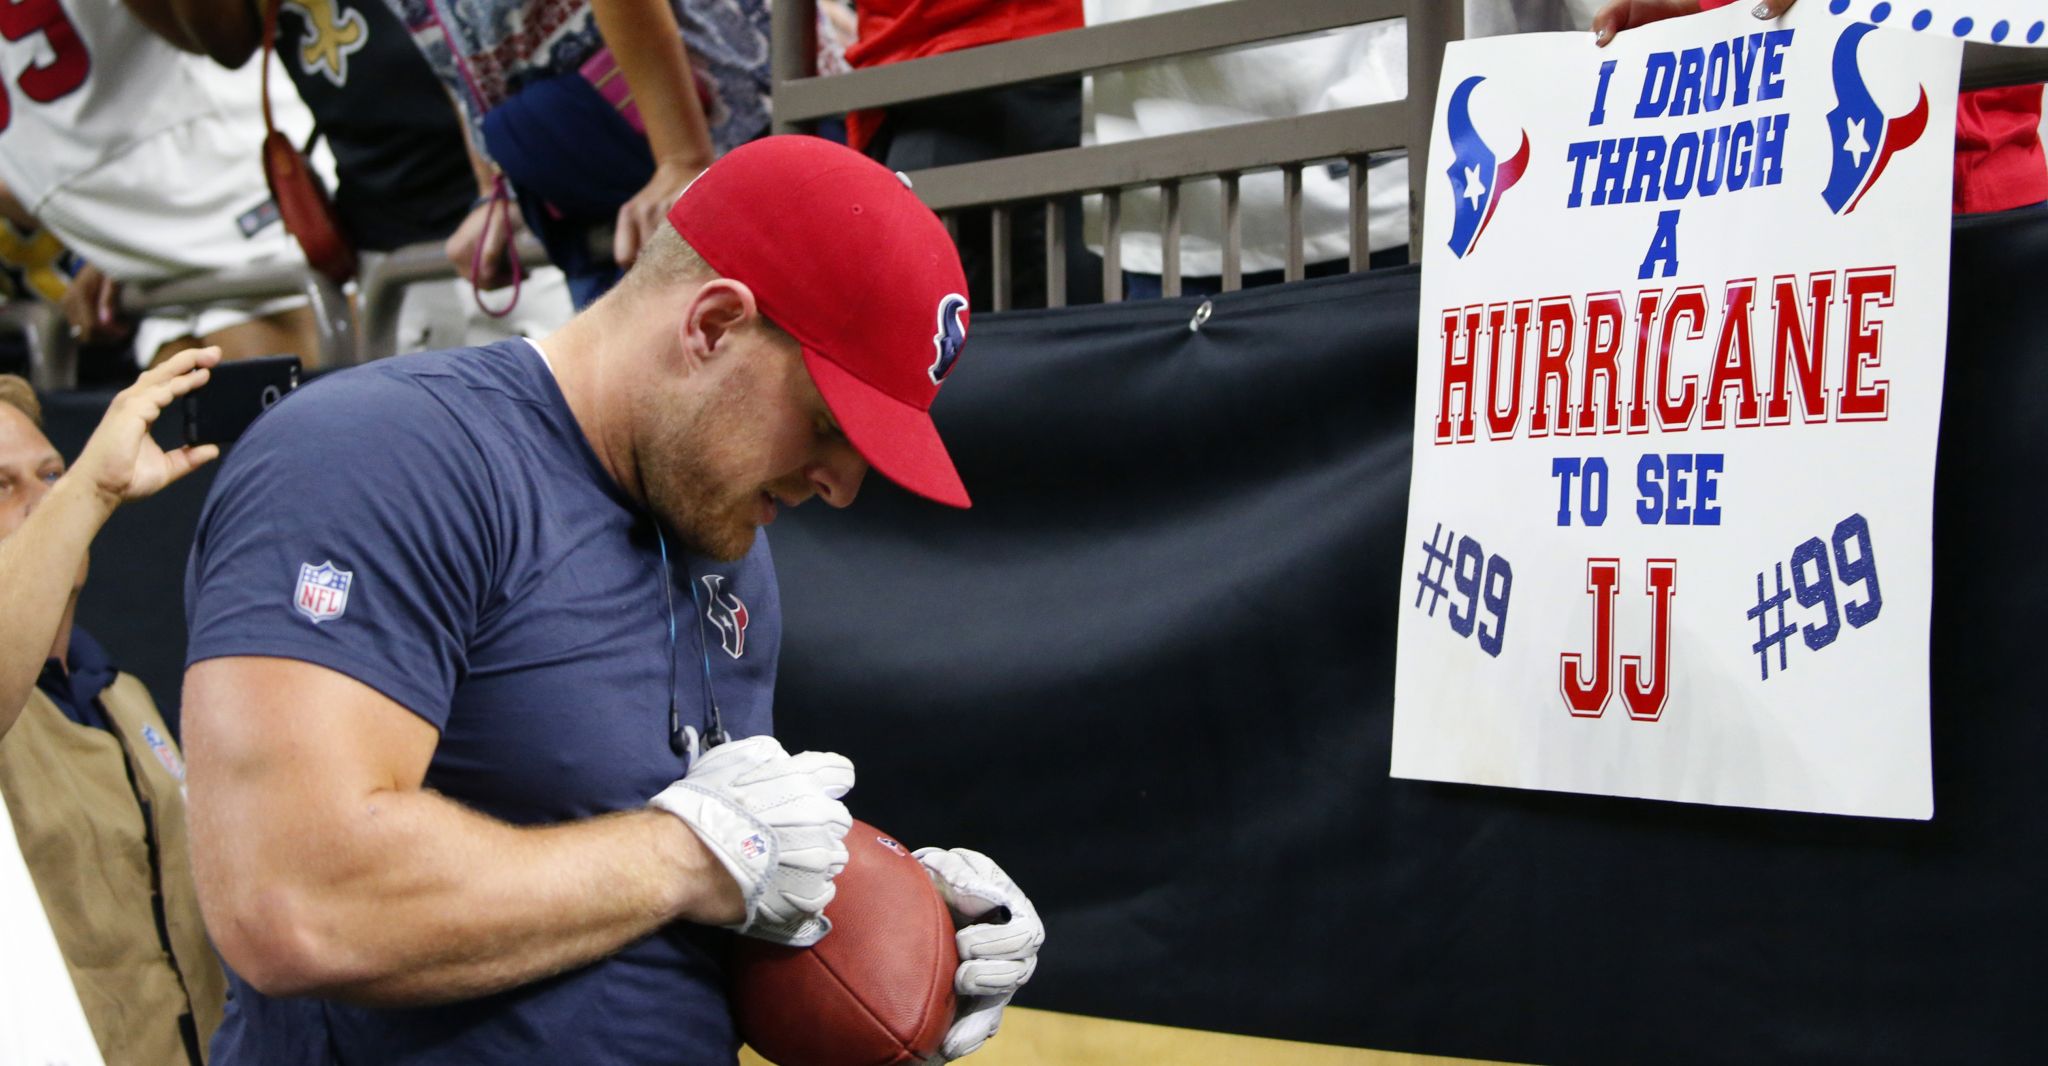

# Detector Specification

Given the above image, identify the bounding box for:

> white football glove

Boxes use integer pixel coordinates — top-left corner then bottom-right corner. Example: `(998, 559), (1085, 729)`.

(649, 735), (855, 947)
(913, 847), (1044, 1063)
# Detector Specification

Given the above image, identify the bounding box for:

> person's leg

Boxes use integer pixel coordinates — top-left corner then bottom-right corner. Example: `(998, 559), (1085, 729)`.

(878, 111), (998, 311)
(200, 306), (321, 363)
(873, 81), (1089, 310)
(145, 304), (322, 368)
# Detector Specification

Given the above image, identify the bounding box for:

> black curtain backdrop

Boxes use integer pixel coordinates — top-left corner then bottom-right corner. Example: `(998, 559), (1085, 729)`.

(54, 208), (2048, 1064)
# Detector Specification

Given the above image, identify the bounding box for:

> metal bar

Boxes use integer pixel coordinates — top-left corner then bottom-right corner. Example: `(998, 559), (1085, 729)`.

(122, 260), (353, 367)
(123, 262), (311, 311)
(303, 274), (355, 368)
(354, 236), (553, 362)
(1284, 164), (1304, 282)
(0, 301), (76, 391)
(1221, 174), (1242, 293)
(769, 0), (819, 135)
(1348, 154), (1370, 272)
(1045, 198), (1067, 309)
(990, 207), (1013, 312)
(1103, 191), (1123, 303)
(1407, 0), (1462, 262)
(1161, 180), (1182, 299)
(905, 102), (1406, 212)
(775, 0), (1404, 123)
(1962, 43), (2048, 91)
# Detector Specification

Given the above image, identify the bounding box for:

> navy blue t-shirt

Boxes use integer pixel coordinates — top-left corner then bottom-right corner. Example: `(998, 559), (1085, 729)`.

(184, 340), (780, 1065)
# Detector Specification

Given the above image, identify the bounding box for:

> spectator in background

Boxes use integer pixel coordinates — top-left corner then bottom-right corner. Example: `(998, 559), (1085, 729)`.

(846, 0), (1097, 309)
(1595, 0), (2048, 214)
(1086, 0), (1602, 297)
(0, 6), (322, 367)
(0, 358), (227, 1066)
(383, 0), (774, 308)
(132, 0), (575, 351)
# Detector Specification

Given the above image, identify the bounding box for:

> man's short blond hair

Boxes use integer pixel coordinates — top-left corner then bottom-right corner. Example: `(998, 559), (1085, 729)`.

(624, 223), (795, 348)
(624, 223), (719, 290)
(0, 374), (41, 428)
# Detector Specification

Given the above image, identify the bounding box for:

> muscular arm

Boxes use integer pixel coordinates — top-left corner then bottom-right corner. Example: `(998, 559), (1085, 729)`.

(120, 0), (262, 68)
(182, 656), (745, 1006)
(0, 478), (109, 739)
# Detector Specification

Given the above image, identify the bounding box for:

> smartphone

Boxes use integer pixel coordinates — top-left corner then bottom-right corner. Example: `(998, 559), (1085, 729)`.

(182, 355), (301, 447)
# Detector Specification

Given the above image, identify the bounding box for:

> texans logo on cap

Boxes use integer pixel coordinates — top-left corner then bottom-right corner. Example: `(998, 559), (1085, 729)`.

(929, 293), (967, 386)
(1822, 22), (1930, 215)
(1444, 75), (1530, 260)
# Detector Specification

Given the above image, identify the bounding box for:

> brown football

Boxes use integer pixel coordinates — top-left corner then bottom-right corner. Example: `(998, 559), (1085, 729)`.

(732, 820), (957, 1066)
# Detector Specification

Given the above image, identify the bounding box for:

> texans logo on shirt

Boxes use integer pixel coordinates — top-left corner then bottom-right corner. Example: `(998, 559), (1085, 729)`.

(700, 574), (749, 659)
(1444, 74), (1530, 260)
(1821, 22), (1930, 215)
(929, 293), (967, 386)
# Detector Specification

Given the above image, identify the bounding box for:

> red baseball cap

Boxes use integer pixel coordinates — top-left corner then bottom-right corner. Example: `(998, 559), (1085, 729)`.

(666, 136), (972, 508)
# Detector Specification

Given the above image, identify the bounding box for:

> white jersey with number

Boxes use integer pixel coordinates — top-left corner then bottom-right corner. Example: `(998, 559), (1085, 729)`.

(0, 0), (311, 281)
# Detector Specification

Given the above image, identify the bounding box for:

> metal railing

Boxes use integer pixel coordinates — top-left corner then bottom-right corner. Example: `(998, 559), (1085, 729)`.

(772, 0), (2048, 309)
(2, 300), (77, 392)
(0, 236), (546, 386)
(5, 14), (2048, 382)
(120, 259), (356, 368)
(773, 0), (1453, 308)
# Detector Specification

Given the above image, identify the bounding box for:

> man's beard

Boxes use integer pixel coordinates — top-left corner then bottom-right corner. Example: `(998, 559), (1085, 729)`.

(636, 374), (762, 563)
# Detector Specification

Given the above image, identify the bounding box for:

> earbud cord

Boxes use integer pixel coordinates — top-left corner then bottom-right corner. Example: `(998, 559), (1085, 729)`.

(657, 528), (727, 757)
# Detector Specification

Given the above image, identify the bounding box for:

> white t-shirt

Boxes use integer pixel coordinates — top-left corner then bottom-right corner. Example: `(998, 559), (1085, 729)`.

(1084, 0), (1601, 275)
(0, 0), (313, 281)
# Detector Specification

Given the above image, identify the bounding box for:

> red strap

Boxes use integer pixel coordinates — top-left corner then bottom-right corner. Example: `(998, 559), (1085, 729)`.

(260, 0), (279, 135)
(470, 174), (524, 319)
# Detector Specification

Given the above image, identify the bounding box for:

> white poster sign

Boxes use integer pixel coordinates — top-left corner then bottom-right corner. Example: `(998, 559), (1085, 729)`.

(1391, 5), (1962, 818)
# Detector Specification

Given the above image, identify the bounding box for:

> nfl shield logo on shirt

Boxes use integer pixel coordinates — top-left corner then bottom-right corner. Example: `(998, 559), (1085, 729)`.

(294, 561), (353, 624)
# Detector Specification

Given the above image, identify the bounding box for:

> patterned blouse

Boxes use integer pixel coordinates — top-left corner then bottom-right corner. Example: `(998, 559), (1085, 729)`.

(379, 0), (772, 156)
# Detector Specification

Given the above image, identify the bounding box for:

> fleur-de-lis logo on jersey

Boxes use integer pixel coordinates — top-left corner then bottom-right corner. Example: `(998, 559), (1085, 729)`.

(283, 0), (369, 87)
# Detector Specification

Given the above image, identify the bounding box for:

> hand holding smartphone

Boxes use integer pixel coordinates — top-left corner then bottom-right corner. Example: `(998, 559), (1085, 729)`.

(182, 355), (301, 447)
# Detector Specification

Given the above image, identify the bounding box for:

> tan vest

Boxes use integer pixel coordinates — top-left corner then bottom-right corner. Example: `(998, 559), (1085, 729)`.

(0, 674), (226, 1065)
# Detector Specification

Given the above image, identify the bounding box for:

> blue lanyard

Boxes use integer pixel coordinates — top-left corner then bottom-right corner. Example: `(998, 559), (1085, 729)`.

(657, 528), (726, 758)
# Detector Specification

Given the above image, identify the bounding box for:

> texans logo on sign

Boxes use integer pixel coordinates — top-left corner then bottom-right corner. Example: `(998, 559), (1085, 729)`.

(700, 574), (749, 659)
(1821, 22), (1930, 215)
(1444, 75), (1530, 260)
(929, 293), (967, 386)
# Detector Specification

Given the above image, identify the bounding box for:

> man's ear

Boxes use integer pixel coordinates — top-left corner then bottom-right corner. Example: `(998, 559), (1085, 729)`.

(678, 279), (764, 370)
